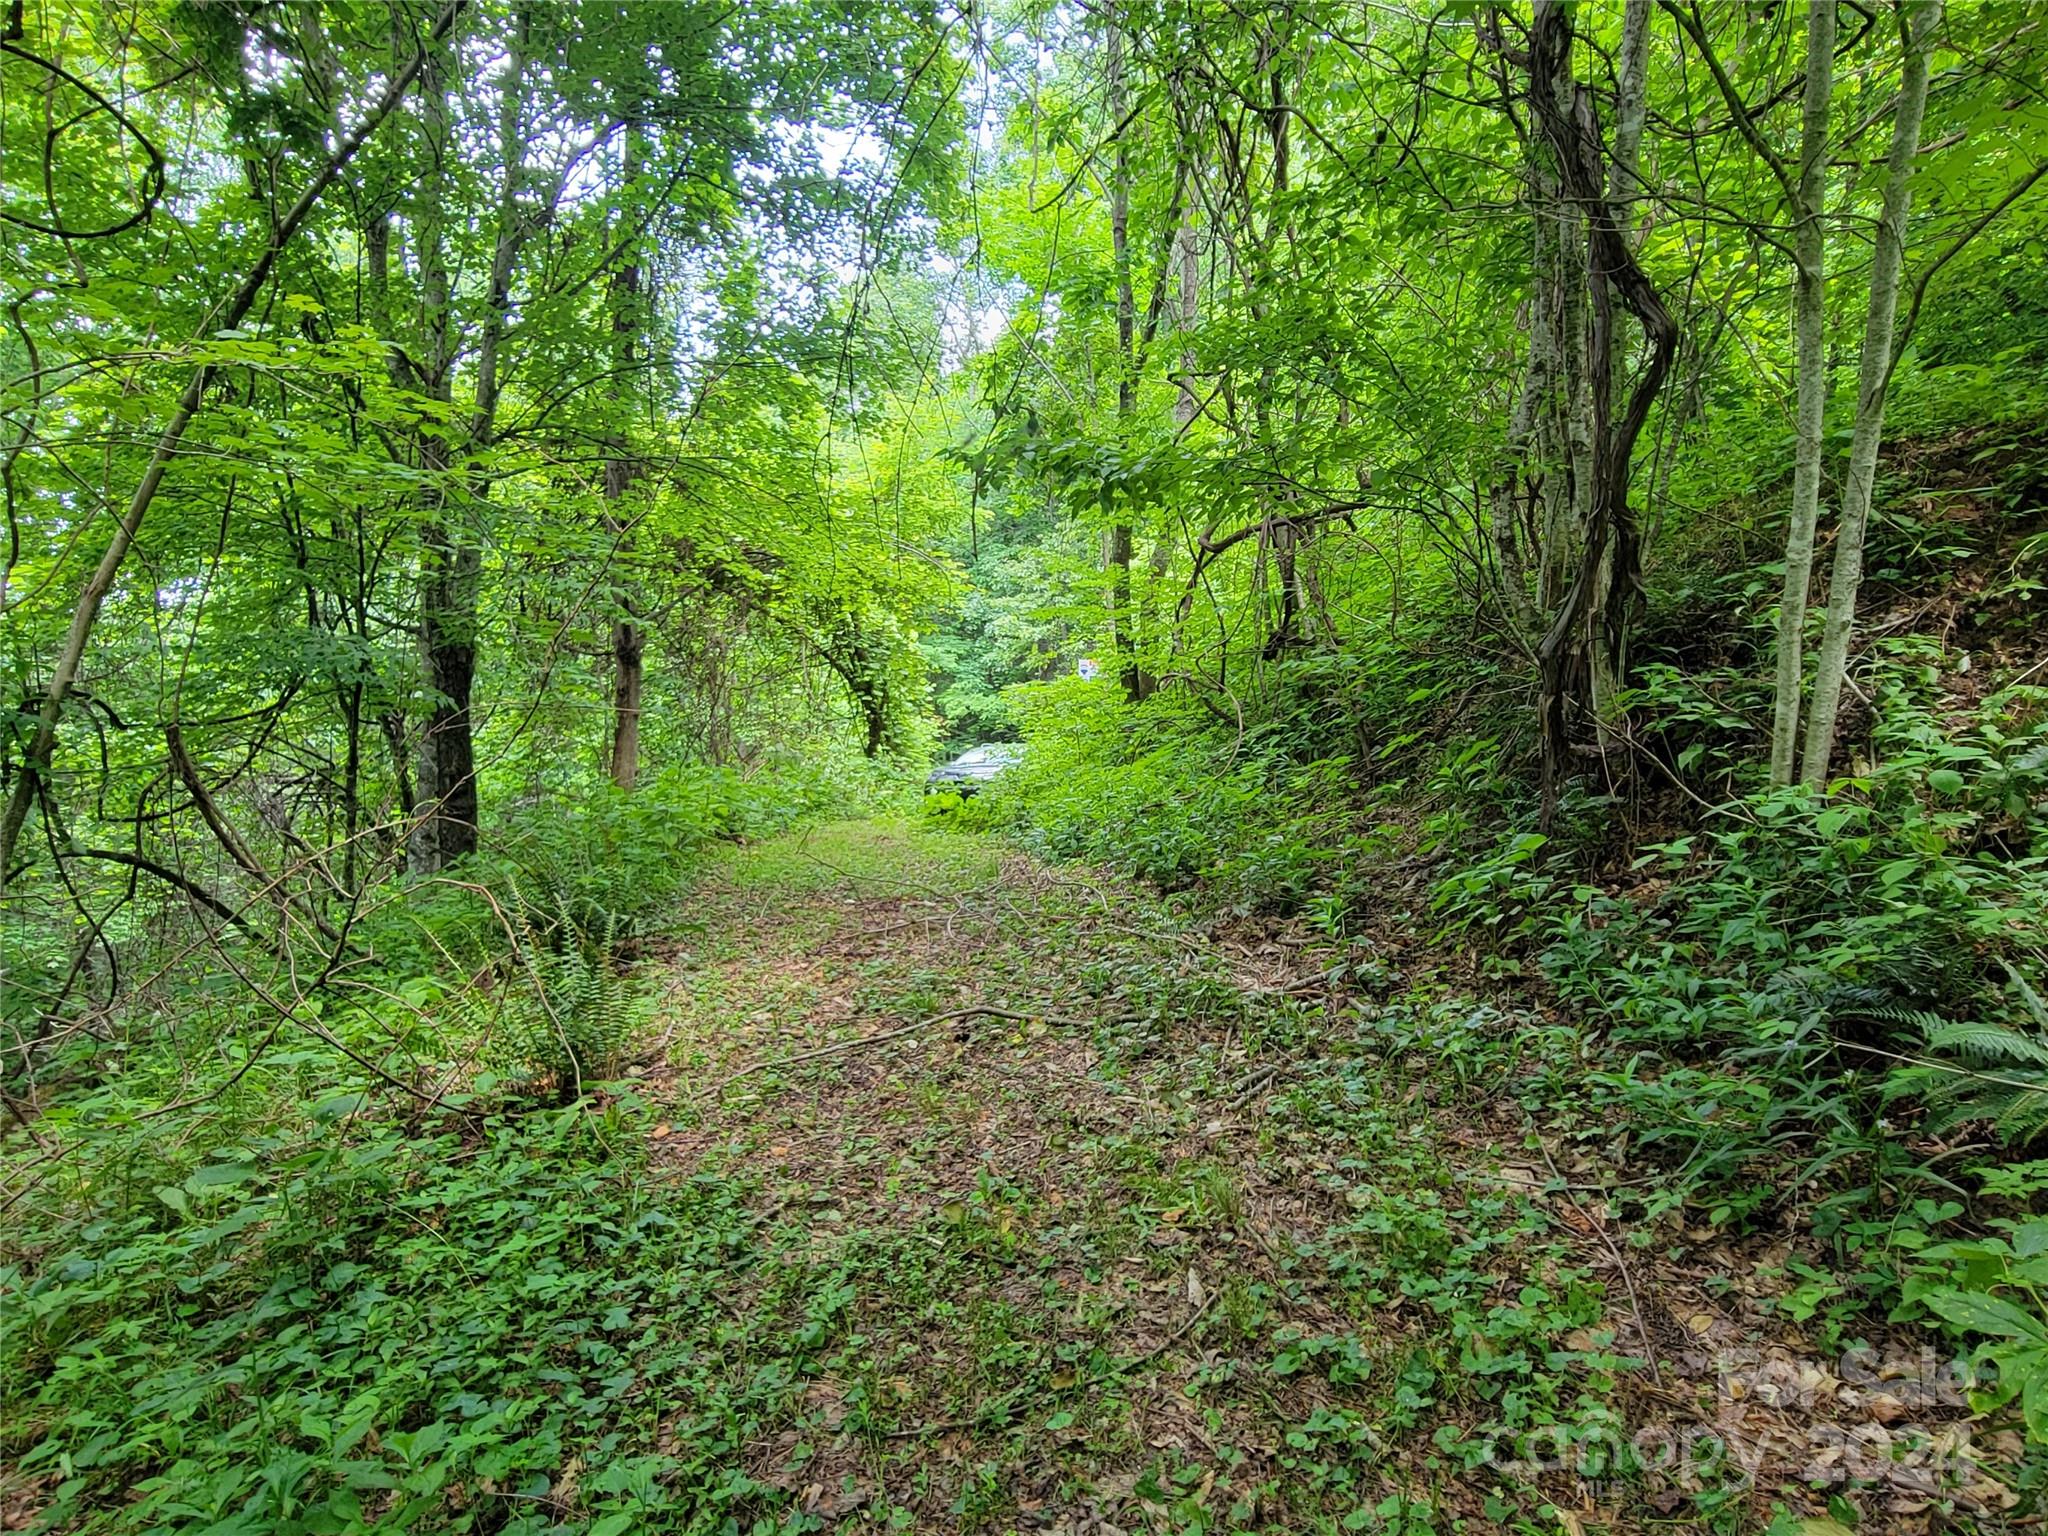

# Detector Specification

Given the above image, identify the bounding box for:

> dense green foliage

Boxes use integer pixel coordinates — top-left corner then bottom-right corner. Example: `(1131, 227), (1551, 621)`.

(8, 0), (2048, 1529)
(6, 1104), (838, 1534)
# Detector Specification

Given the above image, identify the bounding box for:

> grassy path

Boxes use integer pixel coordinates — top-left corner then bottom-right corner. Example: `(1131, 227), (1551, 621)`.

(0, 818), (1995, 1534)
(635, 820), (1992, 1534)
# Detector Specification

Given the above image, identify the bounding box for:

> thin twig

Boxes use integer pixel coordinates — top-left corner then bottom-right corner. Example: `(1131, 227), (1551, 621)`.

(1532, 1133), (1664, 1386)
(1229, 1063), (1281, 1109)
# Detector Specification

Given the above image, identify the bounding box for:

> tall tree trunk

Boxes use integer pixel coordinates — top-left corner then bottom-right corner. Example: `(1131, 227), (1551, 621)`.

(1800, 0), (1940, 788)
(610, 607), (644, 788)
(1768, 0), (1838, 786)
(1157, 213), (1204, 668)
(607, 128), (647, 790)
(1488, 131), (1564, 645)
(1584, 0), (1653, 735)
(342, 679), (363, 891)
(413, 487), (480, 873)
(1104, 1), (1138, 700)
(412, 14), (535, 868)
(408, 43), (471, 875)
(1607, 0), (1651, 213)
(1523, 0), (1678, 820)
(1261, 59), (1309, 662)
(1174, 218), (1199, 434)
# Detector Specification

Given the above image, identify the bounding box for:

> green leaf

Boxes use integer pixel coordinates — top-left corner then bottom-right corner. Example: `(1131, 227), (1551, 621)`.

(1926, 1289), (2047, 1341)
(185, 1161), (256, 1191)
(312, 1092), (370, 1121)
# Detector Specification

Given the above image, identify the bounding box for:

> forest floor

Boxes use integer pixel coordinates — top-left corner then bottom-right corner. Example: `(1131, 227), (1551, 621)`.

(639, 820), (2010, 1535)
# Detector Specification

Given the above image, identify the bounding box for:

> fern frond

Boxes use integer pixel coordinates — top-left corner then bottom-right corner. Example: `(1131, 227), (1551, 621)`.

(1924, 1020), (2048, 1065)
(1860, 1003), (1950, 1035)
(1815, 983), (1900, 1019)
(2006, 963), (2048, 1032)
(1994, 1088), (2048, 1144)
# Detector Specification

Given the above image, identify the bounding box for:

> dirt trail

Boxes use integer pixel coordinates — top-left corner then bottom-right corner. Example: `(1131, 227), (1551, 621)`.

(639, 820), (2000, 1534)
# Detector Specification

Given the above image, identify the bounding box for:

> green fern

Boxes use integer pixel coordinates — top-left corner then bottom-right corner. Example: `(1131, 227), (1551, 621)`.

(1922, 1019), (2048, 1065)
(1856, 1003), (1948, 1036)
(1891, 974), (2048, 1144)
(1994, 1087), (2048, 1144)
(451, 879), (642, 1094)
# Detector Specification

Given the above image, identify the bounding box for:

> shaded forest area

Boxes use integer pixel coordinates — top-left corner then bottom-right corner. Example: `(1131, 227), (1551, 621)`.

(6, 0), (2048, 1531)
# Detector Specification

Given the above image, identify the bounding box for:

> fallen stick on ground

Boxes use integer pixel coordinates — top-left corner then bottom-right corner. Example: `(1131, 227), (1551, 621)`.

(702, 1004), (1116, 1099)
(1532, 1132), (1664, 1387)
(1229, 1063), (1281, 1108)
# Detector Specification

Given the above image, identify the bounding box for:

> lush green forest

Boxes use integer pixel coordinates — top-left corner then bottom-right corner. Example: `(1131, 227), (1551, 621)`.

(5, 0), (2048, 1530)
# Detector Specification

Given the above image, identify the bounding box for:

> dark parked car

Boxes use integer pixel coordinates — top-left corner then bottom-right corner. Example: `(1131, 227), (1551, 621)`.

(925, 743), (1022, 795)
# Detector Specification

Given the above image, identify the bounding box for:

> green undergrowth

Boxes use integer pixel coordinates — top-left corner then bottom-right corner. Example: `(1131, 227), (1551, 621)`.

(6, 804), (2026, 1531)
(2, 768), (921, 1534)
(12, 762), (892, 1180)
(957, 429), (2048, 1480)
(3, 1099), (856, 1535)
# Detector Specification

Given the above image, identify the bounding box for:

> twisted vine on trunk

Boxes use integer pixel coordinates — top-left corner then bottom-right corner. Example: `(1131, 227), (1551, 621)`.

(1524, 0), (1677, 823)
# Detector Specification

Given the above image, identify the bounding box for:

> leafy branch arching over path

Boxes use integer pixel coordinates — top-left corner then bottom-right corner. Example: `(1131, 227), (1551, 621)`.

(639, 822), (1994, 1532)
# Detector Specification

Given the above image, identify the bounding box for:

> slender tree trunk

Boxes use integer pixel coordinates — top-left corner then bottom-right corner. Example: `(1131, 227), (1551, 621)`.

(1490, 141), (1562, 643)
(1535, 191), (1577, 617)
(408, 47), (470, 875)
(849, 646), (887, 758)
(1524, 0), (1678, 820)
(412, 15), (534, 868)
(1607, 0), (1651, 212)
(1800, 0), (1940, 788)
(1585, 0), (1653, 735)
(1174, 217), (1199, 434)
(342, 679), (363, 890)
(1157, 213), (1206, 667)
(414, 528), (480, 869)
(413, 485), (480, 872)
(607, 129), (647, 790)
(1104, 2), (1137, 700)
(1768, 0), (1837, 786)
(1260, 57), (1310, 661)
(610, 609), (644, 788)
